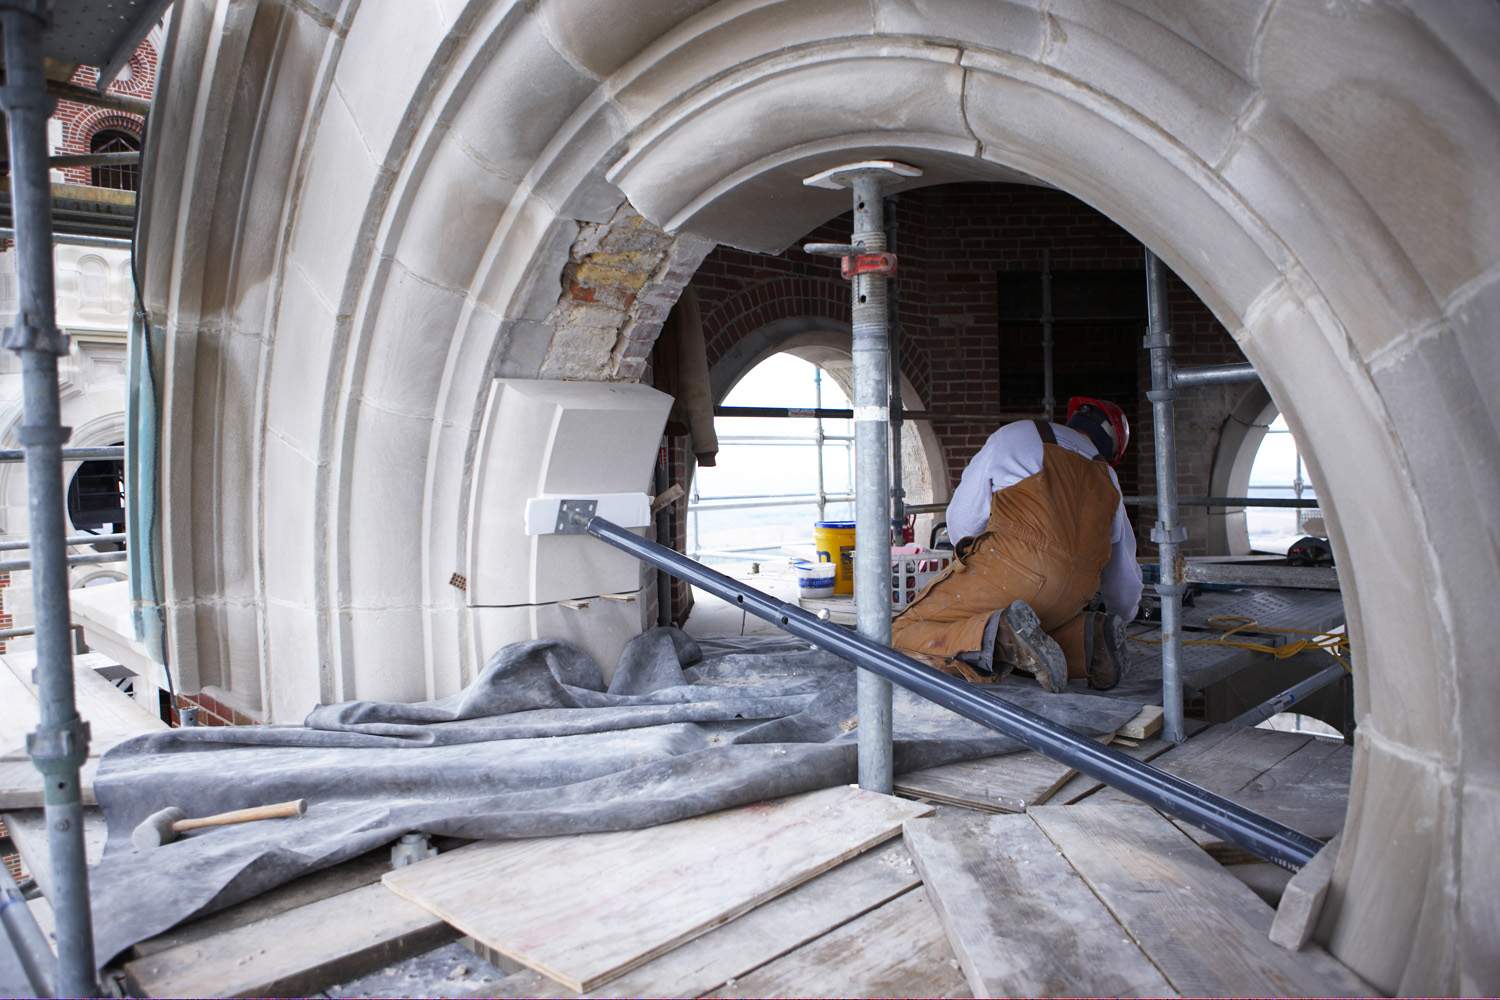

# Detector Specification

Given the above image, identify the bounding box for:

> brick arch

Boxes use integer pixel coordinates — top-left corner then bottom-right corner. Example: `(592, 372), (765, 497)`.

(56, 107), (143, 186)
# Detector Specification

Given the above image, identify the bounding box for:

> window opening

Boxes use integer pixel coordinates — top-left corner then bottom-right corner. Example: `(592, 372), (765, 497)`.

(66, 447), (127, 536)
(89, 128), (141, 191)
(1245, 414), (1319, 554)
(688, 354), (853, 566)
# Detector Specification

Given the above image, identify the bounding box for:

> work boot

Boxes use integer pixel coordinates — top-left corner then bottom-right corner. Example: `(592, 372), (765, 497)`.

(1083, 610), (1130, 691)
(995, 599), (1069, 693)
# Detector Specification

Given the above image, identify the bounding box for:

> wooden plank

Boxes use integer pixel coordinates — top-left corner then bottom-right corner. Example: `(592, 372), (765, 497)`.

(382, 786), (931, 993)
(0, 758), (99, 808)
(123, 881), (455, 998)
(715, 887), (970, 998)
(1119, 705), (1163, 740)
(1183, 562), (1340, 590)
(0, 664), (38, 758)
(130, 850), (394, 958)
(903, 811), (1173, 997)
(1029, 804), (1370, 995)
(483, 842), (924, 998)
(1090, 724), (1311, 809)
(1, 652), (164, 761)
(2, 808), (107, 898)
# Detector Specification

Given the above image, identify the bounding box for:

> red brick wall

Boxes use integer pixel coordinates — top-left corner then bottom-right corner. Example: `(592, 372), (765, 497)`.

(656, 181), (1249, 614)
(51, 41), (158, 184)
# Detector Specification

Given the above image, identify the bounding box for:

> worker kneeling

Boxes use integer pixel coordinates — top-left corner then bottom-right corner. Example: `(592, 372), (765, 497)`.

(893, 398), (1143, 693)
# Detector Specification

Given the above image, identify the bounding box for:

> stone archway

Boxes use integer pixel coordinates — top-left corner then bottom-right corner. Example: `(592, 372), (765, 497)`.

(143, 2), (1499, 988)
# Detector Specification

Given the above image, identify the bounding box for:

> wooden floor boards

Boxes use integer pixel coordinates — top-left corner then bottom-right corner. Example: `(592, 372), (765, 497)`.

(382, 786), (931, 992)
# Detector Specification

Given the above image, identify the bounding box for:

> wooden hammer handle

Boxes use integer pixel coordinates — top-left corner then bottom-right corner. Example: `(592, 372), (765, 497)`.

(173, 798), (307, 832)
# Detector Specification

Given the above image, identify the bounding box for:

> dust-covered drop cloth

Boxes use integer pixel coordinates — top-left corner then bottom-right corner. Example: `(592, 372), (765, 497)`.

(86, 628), (1139, 965)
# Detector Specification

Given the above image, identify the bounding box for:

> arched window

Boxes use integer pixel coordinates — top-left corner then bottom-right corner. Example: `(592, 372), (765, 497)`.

(90, 128), (141, 191)
(67, 446), (127, 536)
(1245, 414), (1320, 553)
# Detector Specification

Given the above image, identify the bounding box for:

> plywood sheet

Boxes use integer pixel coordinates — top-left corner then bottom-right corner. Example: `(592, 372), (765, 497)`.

(1030, 804), (1370, 996)
(904, 811), (1172, 997)
(382, 786), (931, 992)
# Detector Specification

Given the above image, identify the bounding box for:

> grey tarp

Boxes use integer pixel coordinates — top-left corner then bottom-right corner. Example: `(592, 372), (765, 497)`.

(86, 628), (1140, 965)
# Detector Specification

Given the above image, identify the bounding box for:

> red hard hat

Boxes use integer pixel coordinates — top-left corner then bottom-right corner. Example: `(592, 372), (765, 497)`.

(1066, 396), (1130, 466)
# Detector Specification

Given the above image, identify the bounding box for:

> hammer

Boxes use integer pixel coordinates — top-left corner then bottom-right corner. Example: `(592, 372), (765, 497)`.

(132, 798), (307, 850)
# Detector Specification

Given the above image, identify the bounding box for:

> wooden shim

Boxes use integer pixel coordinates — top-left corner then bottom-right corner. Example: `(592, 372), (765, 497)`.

(382, 786), (932, 993)
(895, 751), (1075, 814)
(1119, 705), (1163, 740)
(123, 881), (455, 998)
(715, 887), (970, 998)
(482, 842), (924, 998)
(903, 811), (1172, 997)
(1029, 804), (1370, 995)
(130, 850), (394, 958)
(1271, 833), (1341, 950)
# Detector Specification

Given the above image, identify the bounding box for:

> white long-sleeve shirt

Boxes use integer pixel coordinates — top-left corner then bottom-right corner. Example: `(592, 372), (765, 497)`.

(945, 421), (1143, 621)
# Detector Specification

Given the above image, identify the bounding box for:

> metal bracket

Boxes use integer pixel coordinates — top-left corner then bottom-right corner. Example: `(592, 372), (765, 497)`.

(1145, 387), (1178, 404)
(840, 252), (897, 280)
(1151, 523), (1188, 544)
(390, 832), (437, 869)
(4, 320), (69, 356)
(25, 717), (91, 771)
(1142, 331), (1173, 351)
(554, 498), (597, 534)
(802, 159), (923, 191)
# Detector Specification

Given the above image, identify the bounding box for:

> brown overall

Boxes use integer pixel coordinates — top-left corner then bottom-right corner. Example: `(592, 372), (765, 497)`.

(892, 421), (1120, 682)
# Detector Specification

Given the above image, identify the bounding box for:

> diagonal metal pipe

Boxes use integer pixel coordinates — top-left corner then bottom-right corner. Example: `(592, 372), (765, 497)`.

(570, 510), (1323, 870)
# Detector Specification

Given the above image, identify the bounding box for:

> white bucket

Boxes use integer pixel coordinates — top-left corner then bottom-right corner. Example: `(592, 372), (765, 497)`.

(794, 560), (837, 599)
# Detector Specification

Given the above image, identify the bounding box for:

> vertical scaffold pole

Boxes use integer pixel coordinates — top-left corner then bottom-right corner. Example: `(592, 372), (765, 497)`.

(1144, 249), (1186, 744)
(804, 161), (922, 793)
(0, 3), (100, 992)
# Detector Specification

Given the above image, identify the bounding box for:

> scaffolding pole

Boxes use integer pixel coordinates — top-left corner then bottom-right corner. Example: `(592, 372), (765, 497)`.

(0, 4), (100, 992)
(804, 160), (921, 794)
(1041, 248), (1055, 420)
(1144, 249), (1187, 745)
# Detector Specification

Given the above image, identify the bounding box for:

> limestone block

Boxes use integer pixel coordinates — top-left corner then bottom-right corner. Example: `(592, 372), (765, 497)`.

(1258, 0), (1500, 306)
(333, 0), (455, 163)
(265, 601), (323, 723)
(392, 133), (519, 293)
(359, 259), (468, 418)
(871, 0), (1042, 58)
(199, 327), (262, 599)
(425, 604), (469, 699)
(341, 605), (432, 704)
(1322, 734), (1458, 995)
(1460, 779), (1500, 993)
(472, 191), (573, 322)
(1101, 0), (1269, 83)
(535, 0), (720, 79)
(265, 266), (338, 459)
(448, 12), (597, 186)
(261, 434), (319, 608)
(612, 0), (876, 125)
(285, 90), (381, 312)
(1407, 1), (1500, 102)
(492, 317), (553, 379)
(962, 52), (1282, 324)
(1044, 0), (1255, 165)
(528, 96), (631, 224)
(1239, 278), (1449, 757)
(1217, 109), (1435, 358)
(467, 380), (671, 607)
(610, 44), (970, 238)
(470, 590), (648, 684)
(1371, 324), (1500, 774)
(1270, 833), (1340, 950)
(344, 403), (434, 610)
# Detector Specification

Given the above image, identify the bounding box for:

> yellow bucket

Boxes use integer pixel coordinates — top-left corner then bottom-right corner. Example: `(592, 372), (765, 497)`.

(813, 521), (857, 596)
